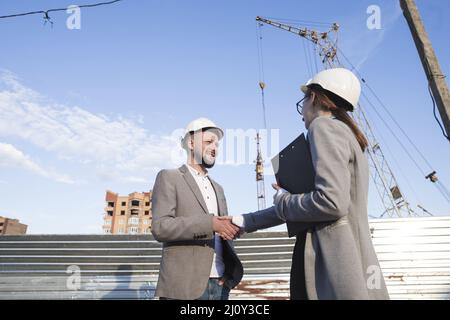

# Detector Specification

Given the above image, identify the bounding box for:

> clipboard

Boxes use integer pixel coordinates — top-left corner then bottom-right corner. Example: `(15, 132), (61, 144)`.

(271, 133), (316, 237)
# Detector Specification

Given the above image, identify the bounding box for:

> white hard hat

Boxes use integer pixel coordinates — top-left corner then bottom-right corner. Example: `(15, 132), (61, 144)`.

(181, 117), (224, 148)
(301, 68), (361, 111)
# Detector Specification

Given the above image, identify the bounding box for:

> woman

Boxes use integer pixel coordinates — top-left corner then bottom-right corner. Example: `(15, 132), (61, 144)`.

(234, 68), (389, 300)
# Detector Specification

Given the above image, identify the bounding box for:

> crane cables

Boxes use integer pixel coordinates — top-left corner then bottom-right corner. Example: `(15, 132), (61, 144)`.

(256, 21), (268, 130)
(262, 16), (334, 29)
(336, 47), (450, 205)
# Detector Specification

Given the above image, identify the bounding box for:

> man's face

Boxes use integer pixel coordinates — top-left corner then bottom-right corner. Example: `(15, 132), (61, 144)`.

(190, 130), (219, 168)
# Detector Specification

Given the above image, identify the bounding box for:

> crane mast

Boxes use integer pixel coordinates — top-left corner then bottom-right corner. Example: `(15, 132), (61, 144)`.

(255, 132), (266, 210)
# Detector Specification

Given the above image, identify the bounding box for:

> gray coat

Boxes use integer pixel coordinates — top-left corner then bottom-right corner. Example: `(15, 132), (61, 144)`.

(243, 116), (389, 300)
(151, 164), (243, 300)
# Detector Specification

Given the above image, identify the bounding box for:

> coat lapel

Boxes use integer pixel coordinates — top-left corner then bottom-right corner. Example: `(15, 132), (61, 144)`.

(179, 165), (209, 214)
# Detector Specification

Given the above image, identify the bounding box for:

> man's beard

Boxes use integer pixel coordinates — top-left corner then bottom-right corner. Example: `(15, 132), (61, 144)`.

(202, 155), (216, 168)
(193, 149), (216, 168)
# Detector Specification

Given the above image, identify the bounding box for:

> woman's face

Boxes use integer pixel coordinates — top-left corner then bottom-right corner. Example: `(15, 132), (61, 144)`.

(300, 93), (316, 129)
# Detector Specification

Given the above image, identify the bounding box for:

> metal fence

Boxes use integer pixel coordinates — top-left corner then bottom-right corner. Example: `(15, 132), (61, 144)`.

(1, 216), (449, 300)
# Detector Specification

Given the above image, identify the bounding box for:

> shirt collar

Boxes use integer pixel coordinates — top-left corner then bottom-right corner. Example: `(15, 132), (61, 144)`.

(187, 164), (208, 177)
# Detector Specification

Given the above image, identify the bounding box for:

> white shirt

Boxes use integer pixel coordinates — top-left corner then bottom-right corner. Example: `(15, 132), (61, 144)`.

(187, 164), (225, 278)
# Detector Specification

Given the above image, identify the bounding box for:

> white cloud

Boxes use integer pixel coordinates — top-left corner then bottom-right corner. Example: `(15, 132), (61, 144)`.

(0, 142), (75, 184)
(0, 72), (183, 182)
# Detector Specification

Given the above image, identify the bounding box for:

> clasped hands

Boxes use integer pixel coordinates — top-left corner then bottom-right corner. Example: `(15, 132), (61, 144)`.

(213, 183), (282, 241)
(212, 216), (242, 241)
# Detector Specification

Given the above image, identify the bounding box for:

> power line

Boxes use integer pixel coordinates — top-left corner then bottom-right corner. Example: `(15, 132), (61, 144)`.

(0, 0), (123, 20)
(363, 79), (436, 171)
(339, 45), (449, 146)
(338, 46), (450, 203)
(360, 92), (426, 176)
(338, 47), (438, 168)
(428, 84), (450, 141)
(363, 103), (424, 207)
(361, 81), (450, 205)
(337, 48), (450, 210)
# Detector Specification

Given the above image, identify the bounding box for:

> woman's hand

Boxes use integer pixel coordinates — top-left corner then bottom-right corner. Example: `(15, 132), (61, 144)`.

(272, 183), (289, 206)
(272, 183), (281, 202)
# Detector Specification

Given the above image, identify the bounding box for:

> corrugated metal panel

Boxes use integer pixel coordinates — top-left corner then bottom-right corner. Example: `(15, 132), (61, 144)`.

(370, 216), (450, 300)
(0, 217), (449, 299)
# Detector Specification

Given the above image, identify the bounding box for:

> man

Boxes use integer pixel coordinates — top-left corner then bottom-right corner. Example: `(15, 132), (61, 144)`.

(151, 117), (243, 300)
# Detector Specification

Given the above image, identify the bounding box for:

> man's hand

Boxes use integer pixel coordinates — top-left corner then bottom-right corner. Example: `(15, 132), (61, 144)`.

(213, 216), (240, 240)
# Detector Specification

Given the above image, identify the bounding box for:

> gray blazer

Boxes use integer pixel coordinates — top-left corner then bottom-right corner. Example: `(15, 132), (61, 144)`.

(151, 164), (243, 300)
(243, 116), (390, 300)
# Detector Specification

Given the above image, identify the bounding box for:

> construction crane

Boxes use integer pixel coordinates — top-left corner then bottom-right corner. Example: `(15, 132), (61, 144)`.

(256, 16), (340, 68)
(255, 16), (435, 218)
(254, 80), (267, 210)
(254, 24), (268, 211)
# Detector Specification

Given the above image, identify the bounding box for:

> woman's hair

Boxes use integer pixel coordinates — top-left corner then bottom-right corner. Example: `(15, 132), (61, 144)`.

(306, 85), (368, 152)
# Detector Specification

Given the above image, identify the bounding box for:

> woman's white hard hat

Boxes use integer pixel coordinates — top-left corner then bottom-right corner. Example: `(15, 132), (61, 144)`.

(301, 68), (361, 111)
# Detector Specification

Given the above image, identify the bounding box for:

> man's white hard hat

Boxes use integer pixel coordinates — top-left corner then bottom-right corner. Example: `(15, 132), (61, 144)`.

(301, 68), (361, 111)
(181, 117), (224, 148)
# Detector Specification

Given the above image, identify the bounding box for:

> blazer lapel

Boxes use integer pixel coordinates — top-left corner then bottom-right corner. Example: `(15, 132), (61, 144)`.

(209, 177), (225, 217)
(179, 165), (209, 214)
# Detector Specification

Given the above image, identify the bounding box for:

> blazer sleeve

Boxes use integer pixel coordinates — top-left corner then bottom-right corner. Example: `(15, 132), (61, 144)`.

(242, 206), (285, 233)
(275, 117), (352, 222)
(151, 170), (214, 242)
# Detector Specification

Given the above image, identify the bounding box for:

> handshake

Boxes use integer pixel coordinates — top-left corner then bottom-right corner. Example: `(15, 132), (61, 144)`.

(211, 184), (282, 241)
(212, 216), (243, 241)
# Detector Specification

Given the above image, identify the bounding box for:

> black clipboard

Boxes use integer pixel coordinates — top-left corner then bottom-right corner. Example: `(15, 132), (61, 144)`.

(271, 133), (316, 237)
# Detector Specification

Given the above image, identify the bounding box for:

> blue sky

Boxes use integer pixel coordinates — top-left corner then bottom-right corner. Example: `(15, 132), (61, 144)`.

(0, 0), (449, 234)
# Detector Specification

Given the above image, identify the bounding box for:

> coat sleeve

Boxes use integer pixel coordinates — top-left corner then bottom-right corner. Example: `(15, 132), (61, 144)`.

(242, 206), (285, 233)
(275, 118), (352, 222)
(151, 170), (214, 242)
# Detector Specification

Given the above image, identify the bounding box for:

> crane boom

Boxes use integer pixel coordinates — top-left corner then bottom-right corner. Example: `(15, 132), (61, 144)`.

(256, 16), (340, 67)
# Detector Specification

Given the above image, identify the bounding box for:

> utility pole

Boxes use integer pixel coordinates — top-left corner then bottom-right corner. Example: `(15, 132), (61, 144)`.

(400, 0), (450, 139)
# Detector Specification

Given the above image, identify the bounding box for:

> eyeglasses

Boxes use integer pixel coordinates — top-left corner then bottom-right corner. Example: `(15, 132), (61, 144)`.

(296, 96), (307, 115)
